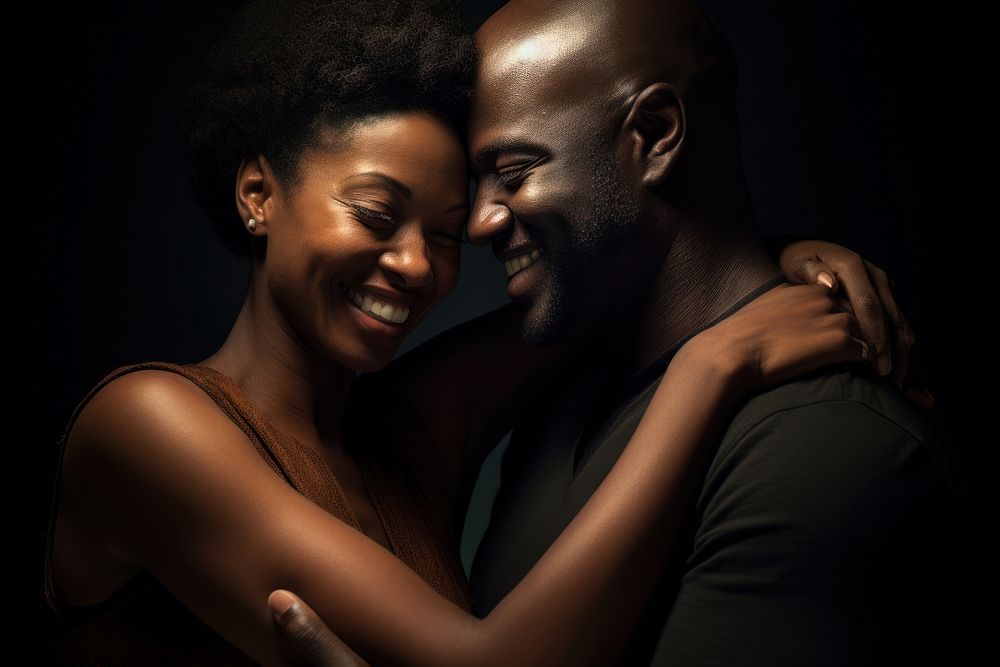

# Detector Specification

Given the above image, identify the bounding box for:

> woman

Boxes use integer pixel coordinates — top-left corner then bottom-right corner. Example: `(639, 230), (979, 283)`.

(43, 1), (906, 664)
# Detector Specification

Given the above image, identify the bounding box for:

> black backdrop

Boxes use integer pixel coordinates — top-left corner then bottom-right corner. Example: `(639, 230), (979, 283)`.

(33, 0), (994, 660)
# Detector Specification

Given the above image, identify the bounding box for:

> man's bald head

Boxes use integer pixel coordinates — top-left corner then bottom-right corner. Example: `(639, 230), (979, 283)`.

(474, 0), (736, 139)
(466, 0), (746, 346)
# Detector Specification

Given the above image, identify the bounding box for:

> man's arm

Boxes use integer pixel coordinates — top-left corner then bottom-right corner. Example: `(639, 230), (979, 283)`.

(650, 397), (956, 665)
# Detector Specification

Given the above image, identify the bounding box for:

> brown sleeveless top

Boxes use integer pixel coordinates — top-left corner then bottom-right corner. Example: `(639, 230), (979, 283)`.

(43, 361), (473, 665)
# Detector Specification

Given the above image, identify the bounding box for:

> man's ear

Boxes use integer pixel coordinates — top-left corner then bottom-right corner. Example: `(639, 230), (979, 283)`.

(621, 83), (685, 188)
(234, 154), (277, 235)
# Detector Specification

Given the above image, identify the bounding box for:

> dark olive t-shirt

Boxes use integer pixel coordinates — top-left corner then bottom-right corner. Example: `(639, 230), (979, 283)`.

(471, 279), (957, 665)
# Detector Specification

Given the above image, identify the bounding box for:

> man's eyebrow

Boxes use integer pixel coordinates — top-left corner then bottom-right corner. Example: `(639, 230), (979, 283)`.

(474, 141), (547, 164)
(340, 172), (413, 198)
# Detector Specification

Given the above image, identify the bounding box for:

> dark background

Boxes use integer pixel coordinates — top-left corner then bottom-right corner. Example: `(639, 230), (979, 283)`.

(33, 0), (994, 660)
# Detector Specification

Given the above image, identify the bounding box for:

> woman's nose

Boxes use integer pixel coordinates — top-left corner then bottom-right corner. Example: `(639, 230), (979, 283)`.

(380, 228), (433, 289)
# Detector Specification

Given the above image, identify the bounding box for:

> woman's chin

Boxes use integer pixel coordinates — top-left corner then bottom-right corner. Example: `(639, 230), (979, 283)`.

(351, 354), (394, 374)
(328, 341), (398, 375)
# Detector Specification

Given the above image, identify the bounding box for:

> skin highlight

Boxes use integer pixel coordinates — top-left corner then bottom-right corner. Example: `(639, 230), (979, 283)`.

(261, 3), (930, 663)
(468, 0), (778, 372)
(206, 112), (467, 450)
(53, 111), (469, 603)
(49, 2), (920, 665)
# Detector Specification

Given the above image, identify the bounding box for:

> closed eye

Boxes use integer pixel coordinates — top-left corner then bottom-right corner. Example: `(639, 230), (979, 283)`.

(494, 170), (524, 187)
(493, 156), (545, 188)
(351, 205), (397, 229)
(494, 171), (521, 185)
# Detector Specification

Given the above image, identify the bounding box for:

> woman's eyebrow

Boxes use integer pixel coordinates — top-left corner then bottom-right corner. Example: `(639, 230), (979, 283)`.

(340, 172), (413, 198)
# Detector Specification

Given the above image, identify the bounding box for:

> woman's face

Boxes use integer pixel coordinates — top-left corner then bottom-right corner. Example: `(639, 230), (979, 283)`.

(255, 112), (468, 372)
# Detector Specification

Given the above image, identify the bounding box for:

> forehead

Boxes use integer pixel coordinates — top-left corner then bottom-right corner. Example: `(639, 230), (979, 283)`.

(470, 17), (620, 155)
(303, 113), (467, 192)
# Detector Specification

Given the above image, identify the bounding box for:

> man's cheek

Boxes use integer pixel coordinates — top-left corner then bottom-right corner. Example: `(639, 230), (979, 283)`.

(518, 175), (581, 217)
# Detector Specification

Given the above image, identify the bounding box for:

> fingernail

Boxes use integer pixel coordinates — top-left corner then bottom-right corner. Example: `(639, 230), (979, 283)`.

(817, 272), (835, 289)
(268, 590), (298, 618)
(877, 354), (891, 375)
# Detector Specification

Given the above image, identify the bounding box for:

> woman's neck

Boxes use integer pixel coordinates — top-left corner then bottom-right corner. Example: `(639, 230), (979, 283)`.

(199, 286), (355, 456)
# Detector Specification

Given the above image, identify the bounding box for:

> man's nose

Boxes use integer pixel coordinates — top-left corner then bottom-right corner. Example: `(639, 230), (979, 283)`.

(468, 191), (514, 246)
(380, 227), (433, 289)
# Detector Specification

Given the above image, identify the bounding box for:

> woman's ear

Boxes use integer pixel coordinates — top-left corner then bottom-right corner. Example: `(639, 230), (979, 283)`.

(621, 83), (685, 188)
(235, 154), (276, 235)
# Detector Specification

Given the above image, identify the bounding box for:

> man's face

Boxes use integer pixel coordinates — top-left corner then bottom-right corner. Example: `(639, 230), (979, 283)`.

(467, 37), (643, 346)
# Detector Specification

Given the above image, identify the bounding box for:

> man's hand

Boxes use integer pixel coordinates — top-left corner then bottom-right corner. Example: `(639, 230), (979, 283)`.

(777, 239), (933, 408)
(269, 590), (369, 667)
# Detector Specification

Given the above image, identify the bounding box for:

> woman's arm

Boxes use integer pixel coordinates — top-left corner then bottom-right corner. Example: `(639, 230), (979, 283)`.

(366, 242), (913, 504)
(60, 283), (865, 666)
(772, 238), (917, 391)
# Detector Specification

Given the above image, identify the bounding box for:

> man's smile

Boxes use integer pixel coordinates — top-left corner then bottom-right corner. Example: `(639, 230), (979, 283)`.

(502, 247), (544, 277)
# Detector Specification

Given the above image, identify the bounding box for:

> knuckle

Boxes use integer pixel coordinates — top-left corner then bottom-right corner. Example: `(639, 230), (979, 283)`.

(857, 293), (883, 313)
(799, 257), (822, 275)
(841, 252), (864, 271)
(895, 319), (916, 347)
(829, 328), (853, 348)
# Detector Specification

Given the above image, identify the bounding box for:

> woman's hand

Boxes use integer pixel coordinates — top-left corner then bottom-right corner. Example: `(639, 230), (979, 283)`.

(684, 283), (870, 396)
(776, 240), (923, 400)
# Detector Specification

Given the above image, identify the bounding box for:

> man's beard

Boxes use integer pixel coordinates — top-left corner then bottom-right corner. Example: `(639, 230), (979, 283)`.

(519, 155), (642, 346)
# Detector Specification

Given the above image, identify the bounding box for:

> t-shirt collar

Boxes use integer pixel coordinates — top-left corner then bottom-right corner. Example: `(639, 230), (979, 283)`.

(618, 272), (790, 397)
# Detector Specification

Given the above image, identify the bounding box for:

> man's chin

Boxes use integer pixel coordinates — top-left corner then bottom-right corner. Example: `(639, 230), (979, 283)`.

(516, 292), (575, 347)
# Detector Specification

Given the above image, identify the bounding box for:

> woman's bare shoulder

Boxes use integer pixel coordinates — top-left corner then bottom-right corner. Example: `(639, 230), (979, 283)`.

(68, 369), (221, 447)
(62, 368), (258, 503)
(54, 369), (262, 599)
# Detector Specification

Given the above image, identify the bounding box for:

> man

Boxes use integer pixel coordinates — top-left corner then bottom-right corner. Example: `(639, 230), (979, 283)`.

(270, 0), (953, 663)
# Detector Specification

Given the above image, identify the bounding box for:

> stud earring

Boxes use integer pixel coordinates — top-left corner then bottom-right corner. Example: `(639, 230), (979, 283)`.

(247, 218), (258, 232)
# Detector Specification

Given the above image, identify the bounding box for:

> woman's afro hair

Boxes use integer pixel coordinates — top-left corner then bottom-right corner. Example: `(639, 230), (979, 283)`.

(180, 0), (477, 256)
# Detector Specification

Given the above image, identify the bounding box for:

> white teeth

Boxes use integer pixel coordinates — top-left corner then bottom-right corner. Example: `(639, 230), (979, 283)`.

(505, 249), (543, 277)
(341, 285), (411, 325)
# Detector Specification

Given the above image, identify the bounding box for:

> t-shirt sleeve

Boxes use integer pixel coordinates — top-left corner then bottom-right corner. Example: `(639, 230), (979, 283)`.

(649, 400), (955, 666)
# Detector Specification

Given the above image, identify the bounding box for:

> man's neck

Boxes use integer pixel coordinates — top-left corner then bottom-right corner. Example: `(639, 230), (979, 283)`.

(615, 214), (782, 375)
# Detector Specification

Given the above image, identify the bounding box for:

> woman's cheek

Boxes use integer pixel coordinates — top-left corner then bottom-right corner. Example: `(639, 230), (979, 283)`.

(434, 252), (461, 300)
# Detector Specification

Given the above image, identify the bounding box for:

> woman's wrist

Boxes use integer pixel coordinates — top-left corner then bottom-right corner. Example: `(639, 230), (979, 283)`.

(671, 334), (753, 402)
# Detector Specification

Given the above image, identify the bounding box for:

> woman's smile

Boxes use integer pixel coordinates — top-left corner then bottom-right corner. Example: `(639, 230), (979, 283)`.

(339, 282), (418, 341)
(342, 284), (413, 325)
(252, 111), (467, 369)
